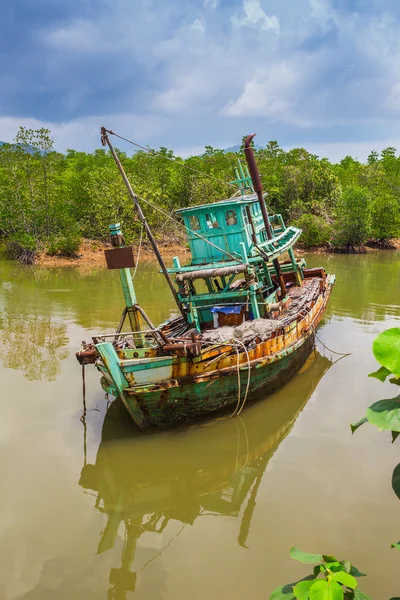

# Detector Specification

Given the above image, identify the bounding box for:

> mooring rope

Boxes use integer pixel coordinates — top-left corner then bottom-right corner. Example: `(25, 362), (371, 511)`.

(80, 365), (87, 422)
(314, 331), (351, 357)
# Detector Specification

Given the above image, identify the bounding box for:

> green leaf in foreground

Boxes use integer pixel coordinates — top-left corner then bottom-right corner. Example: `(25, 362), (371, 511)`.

(366, 397), (400, 432)
(368, 366), (391, 382)
(270, 585), (296, 600)
(293, 580), (316, 600)
(329, 572), (357, 589)
(290, 547), (323, 564)
(310, 580), (344, 600)
(372, 328), (400, 377)
(391, 541), (400, 550)
(348, 564), (366, 578)
(270, 576), (315, 600)
(392, 463), (400, 500)
(322, 555), (337, 563)
(350, 418), (368, 434)
(324, 562), (342, 572)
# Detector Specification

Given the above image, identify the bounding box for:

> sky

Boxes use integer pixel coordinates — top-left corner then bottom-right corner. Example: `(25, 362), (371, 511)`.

(2, 0), (400, 161)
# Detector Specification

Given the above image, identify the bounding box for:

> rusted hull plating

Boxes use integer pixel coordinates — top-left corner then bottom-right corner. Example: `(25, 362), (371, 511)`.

(98, 277), (334, 430)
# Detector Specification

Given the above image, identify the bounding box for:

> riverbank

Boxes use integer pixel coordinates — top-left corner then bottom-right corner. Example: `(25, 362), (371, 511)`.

(2, 237), (399, 268)
(35, 239), (190, 268)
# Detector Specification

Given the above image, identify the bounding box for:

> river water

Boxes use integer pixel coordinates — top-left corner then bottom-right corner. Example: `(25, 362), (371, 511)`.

(0, 251), (399, 599)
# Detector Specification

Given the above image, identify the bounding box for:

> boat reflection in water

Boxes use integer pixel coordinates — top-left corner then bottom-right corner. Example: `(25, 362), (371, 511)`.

(79, 351), (332, 598)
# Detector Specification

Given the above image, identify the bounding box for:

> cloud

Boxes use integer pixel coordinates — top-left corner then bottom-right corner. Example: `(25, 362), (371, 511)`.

(204, 0), (219, 8)
(231, 0), (280, 32)
(191, 19), (206, 33)
(3, 0), (400, 159)
(222, 61), (304, 120)
(0, 113), (169, 153)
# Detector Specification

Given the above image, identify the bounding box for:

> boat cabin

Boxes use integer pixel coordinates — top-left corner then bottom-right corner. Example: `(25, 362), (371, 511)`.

(168, 194), (305, 331)
(176, 195), (267, 265)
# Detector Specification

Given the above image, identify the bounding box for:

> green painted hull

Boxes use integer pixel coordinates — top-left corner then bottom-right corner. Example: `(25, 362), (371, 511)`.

(116, 332), (316, 429)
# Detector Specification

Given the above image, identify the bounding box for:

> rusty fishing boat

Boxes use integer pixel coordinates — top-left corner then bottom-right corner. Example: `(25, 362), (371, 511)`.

(76, 128), (335, 430)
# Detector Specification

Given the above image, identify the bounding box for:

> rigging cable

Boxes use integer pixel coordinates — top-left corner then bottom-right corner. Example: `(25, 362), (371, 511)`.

(107, 130), (242, 192)
(131, 223), (144, 280)
(135, 190), (241, 263)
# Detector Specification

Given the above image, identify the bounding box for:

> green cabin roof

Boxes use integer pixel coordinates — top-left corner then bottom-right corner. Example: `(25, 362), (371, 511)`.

(175, 193), (260, 215)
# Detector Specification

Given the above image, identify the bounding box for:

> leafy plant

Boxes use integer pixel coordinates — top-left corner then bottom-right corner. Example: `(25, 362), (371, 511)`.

(269, 547), (368, 600)
(47, 232), (81, 257)
(351, 328), (400, 442)
(351, 327), (400, 550)
(332, 187), (371, 251)
(293, 213), (332, 248)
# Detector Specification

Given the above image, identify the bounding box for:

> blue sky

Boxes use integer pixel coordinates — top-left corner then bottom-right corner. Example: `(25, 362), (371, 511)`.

(2, 0), (400, 161)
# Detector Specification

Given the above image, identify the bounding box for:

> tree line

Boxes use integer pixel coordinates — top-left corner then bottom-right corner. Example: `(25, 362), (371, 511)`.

(0, 127), (399, 260)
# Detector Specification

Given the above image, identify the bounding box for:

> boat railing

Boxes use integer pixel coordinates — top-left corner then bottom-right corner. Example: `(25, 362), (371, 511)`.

(93, 329), (163, 348)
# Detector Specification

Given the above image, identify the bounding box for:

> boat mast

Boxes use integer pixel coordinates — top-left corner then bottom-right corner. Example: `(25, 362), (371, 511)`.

(100, 127), (186, 321)
(244, 134), (287, 297)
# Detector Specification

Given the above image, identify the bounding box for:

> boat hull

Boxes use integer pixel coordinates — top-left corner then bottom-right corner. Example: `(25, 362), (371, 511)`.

(123, 332), (315, 428)
(98, 275), (334, 430)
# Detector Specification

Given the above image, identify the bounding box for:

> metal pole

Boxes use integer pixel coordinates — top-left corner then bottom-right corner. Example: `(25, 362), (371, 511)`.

(101, 127), (187, 320)
(244, 133), (286, 297)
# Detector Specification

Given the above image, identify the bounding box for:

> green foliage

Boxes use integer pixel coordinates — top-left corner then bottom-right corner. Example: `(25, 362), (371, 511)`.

(392, 463), (400, 500)
(47, 232), (82, 257)
(370, 192), (400, 241)
(293, 213), (332, 248)
(1, 128), (400, 261)
(290, 548), (323, 564)
(351, 329), (400, 439)
(333, 187), (371, 249)
(373, 328), (400, 378)
(350, 327), (400, 552)
(269, 549), (368, 600)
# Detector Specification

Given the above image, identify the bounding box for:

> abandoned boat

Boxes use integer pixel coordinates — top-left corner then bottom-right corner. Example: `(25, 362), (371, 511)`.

(76, 128), (335, 430)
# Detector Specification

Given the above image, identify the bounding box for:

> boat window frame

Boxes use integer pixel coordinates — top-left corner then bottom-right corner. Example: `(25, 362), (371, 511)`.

(225, 209), (238, 227)
(188, 214), (201, 232)
(205, 212), (220, 230)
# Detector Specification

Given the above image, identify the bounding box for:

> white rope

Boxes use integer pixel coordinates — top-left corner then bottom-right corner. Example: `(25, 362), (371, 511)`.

(235, 339), (252, 416)
(230, 346), (242, 418)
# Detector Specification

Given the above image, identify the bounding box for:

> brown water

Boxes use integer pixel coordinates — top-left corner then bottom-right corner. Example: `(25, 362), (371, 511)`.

(0, 251), (399, 600)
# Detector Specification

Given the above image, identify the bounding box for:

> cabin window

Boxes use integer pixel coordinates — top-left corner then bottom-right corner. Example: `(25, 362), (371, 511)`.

(188, 215), (201, 231)
(252, 204), (261, 216)
(205, 212), (220, 229)
(225, 210), (237, 226)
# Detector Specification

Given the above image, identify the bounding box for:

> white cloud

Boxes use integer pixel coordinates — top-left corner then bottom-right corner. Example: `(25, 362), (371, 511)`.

(204, 0), (219, 8)
(231, 0), (280, 33)
(309, 0), (335, 23)
(0, 114), (168, 153)
(7, 0), (400, 157)
(222, 61), (306, 121)
(44, 19), (102, 53)
(191, 19), (205, 33)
